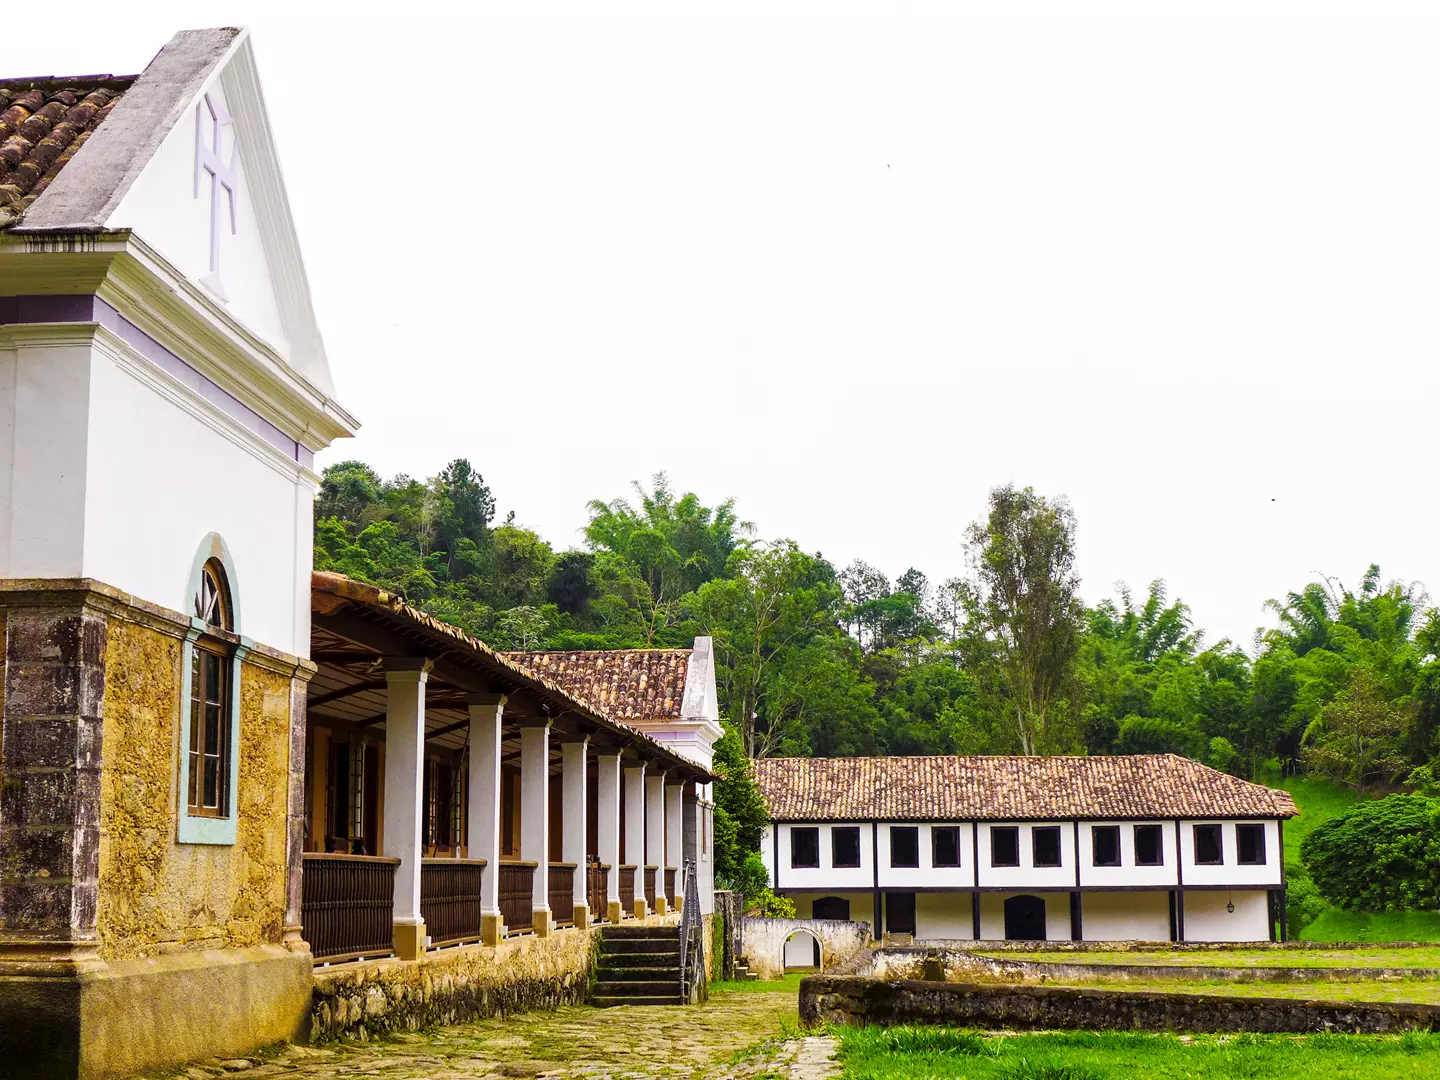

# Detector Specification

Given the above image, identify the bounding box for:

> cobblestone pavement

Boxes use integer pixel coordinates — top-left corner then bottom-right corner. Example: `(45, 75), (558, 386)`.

(168, 988), (830, 1080)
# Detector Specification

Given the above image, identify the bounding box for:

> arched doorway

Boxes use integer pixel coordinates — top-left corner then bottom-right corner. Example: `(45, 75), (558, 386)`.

(1004, 895), (1047, 940)
(813, 896), (850, 921)
(782, 929), (822, 971)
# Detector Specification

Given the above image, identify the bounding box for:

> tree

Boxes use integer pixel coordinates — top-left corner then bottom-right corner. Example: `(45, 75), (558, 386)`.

(1301, 666), (1413, 797)
(1301, 793), (1440, 911)
(962, 485), (1084, 754)
(711, 724), (770, 888)
(691, 540), (843, 756)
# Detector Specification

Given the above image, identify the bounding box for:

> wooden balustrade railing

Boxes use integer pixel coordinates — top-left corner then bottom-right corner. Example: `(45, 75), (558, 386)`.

(619, 865), (636, 913)
(664, 867), (677, 905)
(644, 865), (658, 908)
(301, 853), (399, 962)
(420, 858), (486, 947)
(588, 862), (610, 920)
(548, 863), (576, 924)
(499, 861), (536, 932)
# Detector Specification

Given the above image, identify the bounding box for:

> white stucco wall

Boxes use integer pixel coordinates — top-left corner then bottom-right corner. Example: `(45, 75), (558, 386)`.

(0, 331), (314, 657)
(975, 823), (1077, 891)
(916, 891), (976, 940)
(1184, 889), (1270, 942)
(1179, 821), (1282, 888)
(978, 891), (1073, 941)
(877, 822), (975, 889)
(1081, 890), (1172, 941)
(783, 930), (821, 968)
(785, 891), (879, 933)
(1076, 821), (1180, 888)
(770, 823), (877, 892)
(83, 339), (313, 654)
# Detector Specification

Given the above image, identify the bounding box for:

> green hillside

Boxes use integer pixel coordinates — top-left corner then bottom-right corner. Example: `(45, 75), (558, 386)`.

(1277, 774), (1440, 942)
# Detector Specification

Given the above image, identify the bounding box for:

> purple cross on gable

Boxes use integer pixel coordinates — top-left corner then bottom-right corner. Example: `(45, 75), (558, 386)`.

(194, 92), (239, 298)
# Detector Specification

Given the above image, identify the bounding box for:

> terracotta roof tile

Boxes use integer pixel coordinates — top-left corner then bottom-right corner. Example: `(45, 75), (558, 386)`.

(752, 755), (1298, 821)
(0, 77), (132, 228)
(505, 650), (692, 723)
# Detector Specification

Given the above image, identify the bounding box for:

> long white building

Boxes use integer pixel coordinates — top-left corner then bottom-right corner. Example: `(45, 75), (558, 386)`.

(754, 754), (1297, 945)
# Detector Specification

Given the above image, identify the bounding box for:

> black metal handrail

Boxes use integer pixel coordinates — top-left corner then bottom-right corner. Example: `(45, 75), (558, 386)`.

(677, 857), (704, 1002)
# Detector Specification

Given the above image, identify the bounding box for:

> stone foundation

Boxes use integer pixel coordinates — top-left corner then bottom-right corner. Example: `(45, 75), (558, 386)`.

(0, 944), (311, 1080)
(311, 925), (602, 1041)
(800, 975), (1440, 1035)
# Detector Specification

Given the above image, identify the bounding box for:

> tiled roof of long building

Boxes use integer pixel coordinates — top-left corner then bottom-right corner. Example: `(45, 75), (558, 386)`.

(0, 77), (132, 228)
(752, 754), (1298, 821)
(504, 649), (693, 722)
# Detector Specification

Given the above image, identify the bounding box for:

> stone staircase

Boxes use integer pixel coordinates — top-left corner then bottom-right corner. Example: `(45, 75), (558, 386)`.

(591, 924), (684, 1007)
(732, 960), (759, 981)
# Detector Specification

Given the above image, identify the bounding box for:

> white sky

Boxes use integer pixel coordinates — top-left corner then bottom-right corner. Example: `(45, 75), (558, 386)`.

(16, 3), (1440, 650)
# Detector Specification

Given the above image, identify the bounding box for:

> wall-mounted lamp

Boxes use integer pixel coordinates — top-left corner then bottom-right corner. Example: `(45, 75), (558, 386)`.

(1226, 893), (1235, 914)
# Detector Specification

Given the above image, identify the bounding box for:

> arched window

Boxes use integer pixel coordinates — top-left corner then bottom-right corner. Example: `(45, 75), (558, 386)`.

(194, 557), (233, 631)
(188, 558), (235, 818)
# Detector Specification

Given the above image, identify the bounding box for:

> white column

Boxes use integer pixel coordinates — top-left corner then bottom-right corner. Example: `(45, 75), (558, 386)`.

(467, 693), (505, 945)
(596, 752), (622, 923)
(562, 736), (590, 927)
(382, 659), (430, 960)
(624, 763), (647, 917)
(521, 720), (553, 936)
(646, 771), (667, 914)
(666, 781), (684, 909)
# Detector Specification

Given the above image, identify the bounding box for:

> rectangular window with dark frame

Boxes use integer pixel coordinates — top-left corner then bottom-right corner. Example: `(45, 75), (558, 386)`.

(832, 826), (862, 868)
(1091, 825), (1121, 867)
(791, 826), (820, 868)
(932, 826), (961, 868)
(1236, 823), (1267, 865)
(1134, 823), (1163, 866)
(990, 826), (1020, 867)
(187, 643), (231, 818)
(1194, 823), (1224, 865)
(1032, 825), (1062, 868)
(890, 826), (920, 868)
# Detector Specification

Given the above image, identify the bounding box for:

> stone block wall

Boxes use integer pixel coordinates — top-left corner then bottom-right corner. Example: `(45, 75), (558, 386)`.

(742, 917), (872, 979)
(311, 928), (601, 1041)
(800, 975), (1440, 1035)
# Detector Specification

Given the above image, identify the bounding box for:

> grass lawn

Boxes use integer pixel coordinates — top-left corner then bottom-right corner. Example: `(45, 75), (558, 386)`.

(1275, 773), (1360, 870)
(835, 1026), (1440, 1079)
(993, 947), (1440, 968)
(710, 972), (806, 994)
(1301, 909), (1440, 943)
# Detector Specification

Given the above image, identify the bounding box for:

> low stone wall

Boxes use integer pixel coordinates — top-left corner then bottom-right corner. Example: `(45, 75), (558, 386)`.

(311, 928), (600, 1041)
(969, 952), (1440, 985)
(800, 976), (1440, 1035)
(742, 918), (873, 980)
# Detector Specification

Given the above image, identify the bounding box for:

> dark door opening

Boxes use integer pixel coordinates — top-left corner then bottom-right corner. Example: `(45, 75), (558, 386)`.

(813, 896), (851, 921)
(886, 891), (917, 935)
(1004, 894), (1047, 940)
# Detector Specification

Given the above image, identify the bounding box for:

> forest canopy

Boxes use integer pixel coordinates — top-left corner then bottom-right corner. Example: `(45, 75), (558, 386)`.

(314, 458), (1440, 786)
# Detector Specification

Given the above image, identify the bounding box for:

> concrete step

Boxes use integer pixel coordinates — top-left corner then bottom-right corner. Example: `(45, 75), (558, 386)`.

(591, 994), (685, 1008)
(595, 965), (678, 981)
(599, 925), (681, 940)
(600, 940), (683, 956)
(594, 979), (679, 996)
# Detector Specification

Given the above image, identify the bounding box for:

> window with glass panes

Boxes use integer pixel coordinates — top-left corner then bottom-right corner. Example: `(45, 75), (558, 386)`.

(187, 559), (234, 818)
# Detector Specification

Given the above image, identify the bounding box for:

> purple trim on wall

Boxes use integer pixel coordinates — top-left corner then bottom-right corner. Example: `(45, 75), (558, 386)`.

(0, 293), (316, 466)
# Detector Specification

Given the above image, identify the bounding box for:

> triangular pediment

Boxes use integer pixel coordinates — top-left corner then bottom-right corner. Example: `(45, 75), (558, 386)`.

(16, 28), (335, 396)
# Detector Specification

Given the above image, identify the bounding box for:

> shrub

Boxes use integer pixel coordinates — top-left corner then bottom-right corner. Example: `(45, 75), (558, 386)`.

(747, 888), (796, 918)
(1301, 793), (1440, 911)
(1284, 864), (1328, 938)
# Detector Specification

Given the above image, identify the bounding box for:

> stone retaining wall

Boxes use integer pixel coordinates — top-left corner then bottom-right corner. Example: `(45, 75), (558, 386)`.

(800, 975), (1440, 1035)
(741, 917), (872, 979)
(311, 928), (601, 1041)
(969, 952), (1440, 984)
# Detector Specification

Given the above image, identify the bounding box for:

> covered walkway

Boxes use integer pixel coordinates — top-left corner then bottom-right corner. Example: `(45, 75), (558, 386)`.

(301, 573), (713, 962)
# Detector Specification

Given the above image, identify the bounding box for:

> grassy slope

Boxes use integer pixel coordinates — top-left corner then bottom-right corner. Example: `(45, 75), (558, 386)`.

(837, 1027), (1440, 1079)
(1274, 774), (1440, 943)
(994, 947), (1440, 968)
